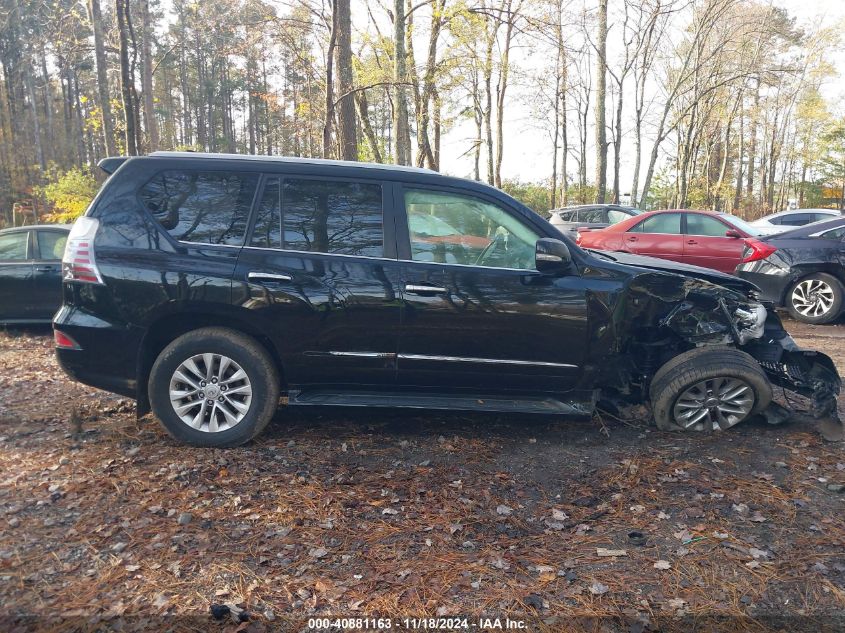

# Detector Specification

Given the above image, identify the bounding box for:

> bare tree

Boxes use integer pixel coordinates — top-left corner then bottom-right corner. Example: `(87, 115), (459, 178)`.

(335, 0), (357, 160)
(594, 0), (608, 203)
(87, 0), (117, 155)
(393, 0), (412, 165)
(115, 0), (138, 155)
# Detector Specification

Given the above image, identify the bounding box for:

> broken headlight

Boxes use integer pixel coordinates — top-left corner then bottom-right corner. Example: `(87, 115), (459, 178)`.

(734, 304), (767, 345)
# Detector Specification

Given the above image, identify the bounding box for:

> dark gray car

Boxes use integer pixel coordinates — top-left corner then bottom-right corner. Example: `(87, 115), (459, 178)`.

(549, 204), (641, 236)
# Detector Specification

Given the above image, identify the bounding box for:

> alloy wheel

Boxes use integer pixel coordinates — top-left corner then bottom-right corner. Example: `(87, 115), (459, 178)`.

(672, 377), (754, 431)
(168, 353), (253, 432)
(791, 279), (835, 318)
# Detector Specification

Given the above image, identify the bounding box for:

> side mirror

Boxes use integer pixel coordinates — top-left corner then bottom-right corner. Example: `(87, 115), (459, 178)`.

(535, 238), (572, 275)
(725, 229), (742, 238)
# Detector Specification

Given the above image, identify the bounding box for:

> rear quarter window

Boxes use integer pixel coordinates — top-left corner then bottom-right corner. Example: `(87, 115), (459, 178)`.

(139, 171), (259, 245)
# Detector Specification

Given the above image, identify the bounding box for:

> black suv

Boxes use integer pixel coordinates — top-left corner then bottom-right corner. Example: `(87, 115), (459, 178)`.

(53, 152), (842, 447)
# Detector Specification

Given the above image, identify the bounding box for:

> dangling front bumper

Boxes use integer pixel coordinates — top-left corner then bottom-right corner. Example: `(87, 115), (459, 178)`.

(742, 310), (843, 441)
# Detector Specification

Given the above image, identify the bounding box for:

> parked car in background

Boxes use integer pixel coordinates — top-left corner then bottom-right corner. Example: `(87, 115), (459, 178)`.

(750, 209), (840, 234)
(549, 204), (641, 237)
(575, 209), (769, 275)
(53, 152), (840, 447)
(736, 217), (845, 324)
(0, 224), (70, 324)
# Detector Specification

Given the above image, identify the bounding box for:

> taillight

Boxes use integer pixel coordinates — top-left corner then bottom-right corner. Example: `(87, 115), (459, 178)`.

(62, 217), (104, 284)
(740, 238), (777, 264)
(54, 330), (80, 350)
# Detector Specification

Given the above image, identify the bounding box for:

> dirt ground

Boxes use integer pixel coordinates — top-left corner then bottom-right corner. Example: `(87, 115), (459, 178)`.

(1, 318), (844, 632)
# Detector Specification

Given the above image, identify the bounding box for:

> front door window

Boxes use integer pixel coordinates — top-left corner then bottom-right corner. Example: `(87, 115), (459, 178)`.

(404, 189), (539, 270)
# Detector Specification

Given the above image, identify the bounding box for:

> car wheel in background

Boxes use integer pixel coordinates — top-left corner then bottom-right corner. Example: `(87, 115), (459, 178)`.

(649, 347), (772, 432)
(148, 327), (280, 447)
(786, 273), (844, 324)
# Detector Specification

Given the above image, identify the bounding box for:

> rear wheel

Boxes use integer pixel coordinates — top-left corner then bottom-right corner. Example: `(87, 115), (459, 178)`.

(649, 347), (772, 432)
(786, 273), (843, 324)
(149, 327), (279, 447)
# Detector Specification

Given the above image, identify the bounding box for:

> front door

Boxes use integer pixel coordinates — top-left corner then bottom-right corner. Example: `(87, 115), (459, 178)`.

(0, 230), (35, 321)
(624, 212), (685, 264)
(233, 174), (402, 391)
(683, 213), (745, 274)
(395, 186), (588, 393)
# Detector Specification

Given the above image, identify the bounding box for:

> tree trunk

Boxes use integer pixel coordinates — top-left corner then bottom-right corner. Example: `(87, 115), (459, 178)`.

(594, 0), (608, 203)
(322, 0), (338, 159)
(116, 0), (138, 155)
(392, 0), (411, 165)
(746, 81), (758, 198)
(140, 0), (159, 151)
(612, 82), (623, 204)
(24, 65), (45, 171)
(88, 0), (117, 155)
(335, 0), (357, 161)
(494, 0), (518, 189)
(733, 107), (745, 212)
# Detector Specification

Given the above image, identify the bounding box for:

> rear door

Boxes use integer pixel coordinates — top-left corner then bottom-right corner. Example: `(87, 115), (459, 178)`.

(32, 229), (67, 319)
(395, 185), (587, 393)
(0, 230), (35, 321)
(683, 213), (745, 273)
(624, 213), (685, 264)
(233, 174), (402, 391)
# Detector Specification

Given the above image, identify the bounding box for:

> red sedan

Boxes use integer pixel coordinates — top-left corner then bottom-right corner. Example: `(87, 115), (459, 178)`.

(575, 209), (774, 274)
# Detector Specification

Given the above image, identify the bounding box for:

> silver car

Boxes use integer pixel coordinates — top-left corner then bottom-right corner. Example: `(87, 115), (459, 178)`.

(549, 204), (641, 237)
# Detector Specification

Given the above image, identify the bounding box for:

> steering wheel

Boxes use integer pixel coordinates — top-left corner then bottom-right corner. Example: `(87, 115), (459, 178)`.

(474, 231), (505, 266)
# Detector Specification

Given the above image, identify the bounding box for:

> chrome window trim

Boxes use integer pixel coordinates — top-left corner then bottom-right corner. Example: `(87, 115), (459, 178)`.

(235, 244), (538, 273)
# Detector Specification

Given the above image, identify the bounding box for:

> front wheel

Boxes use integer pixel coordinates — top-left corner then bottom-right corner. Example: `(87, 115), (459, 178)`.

(786, 273), (844, 324)
(649, 347), (772, 432)
(148, 327), (280, 447)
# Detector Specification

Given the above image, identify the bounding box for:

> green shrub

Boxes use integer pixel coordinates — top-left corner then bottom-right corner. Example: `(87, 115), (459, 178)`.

(41, 169), (99, 223)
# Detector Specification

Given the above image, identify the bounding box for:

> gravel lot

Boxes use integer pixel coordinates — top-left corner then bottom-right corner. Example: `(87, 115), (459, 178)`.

(1, 319), (844, 632)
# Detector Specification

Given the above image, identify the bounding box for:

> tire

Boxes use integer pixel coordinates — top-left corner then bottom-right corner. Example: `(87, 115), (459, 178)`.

(148, 327), (280, 447)
(786, 272), (844, 324)
(649, 347), (772, 432)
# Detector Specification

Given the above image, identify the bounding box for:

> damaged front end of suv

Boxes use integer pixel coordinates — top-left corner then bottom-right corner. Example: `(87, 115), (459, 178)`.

(588, 262), (842, 441)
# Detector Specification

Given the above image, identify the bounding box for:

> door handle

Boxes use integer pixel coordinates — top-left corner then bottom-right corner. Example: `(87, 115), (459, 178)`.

(405, 283), (447, 295)
(248, 272), (292, 283)
(686, 240), (698, 245)
(626, 236), (638, 241)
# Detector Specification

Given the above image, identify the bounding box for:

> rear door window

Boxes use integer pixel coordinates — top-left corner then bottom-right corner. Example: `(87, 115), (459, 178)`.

(139, 171), (259, 245)
(37, 231), (68, 260)
(250, 177), (383, 258)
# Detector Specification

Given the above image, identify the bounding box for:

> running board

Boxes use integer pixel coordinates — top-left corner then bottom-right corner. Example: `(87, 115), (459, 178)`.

(286, 389), (596, 417)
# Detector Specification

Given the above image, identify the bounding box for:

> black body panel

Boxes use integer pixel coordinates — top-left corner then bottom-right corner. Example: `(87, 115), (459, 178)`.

(50, 152), (841, 431)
